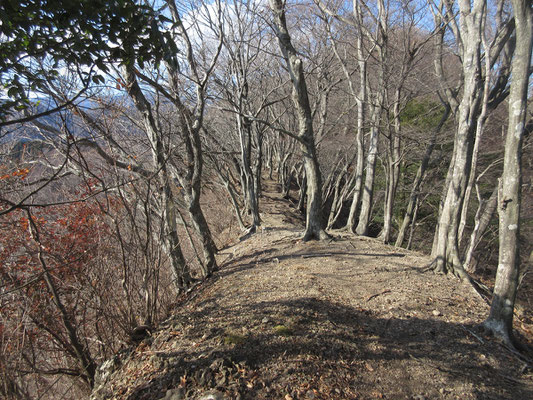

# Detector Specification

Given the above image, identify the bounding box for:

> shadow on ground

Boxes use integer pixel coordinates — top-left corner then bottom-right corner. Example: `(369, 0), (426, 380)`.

(120, 297), (531, 400)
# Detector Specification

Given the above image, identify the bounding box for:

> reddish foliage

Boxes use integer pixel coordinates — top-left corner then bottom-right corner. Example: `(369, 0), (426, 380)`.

(0, 192), (118, 384)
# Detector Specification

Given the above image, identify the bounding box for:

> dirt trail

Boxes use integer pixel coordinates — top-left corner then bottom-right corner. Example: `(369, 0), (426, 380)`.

(91, 181), (533, 400)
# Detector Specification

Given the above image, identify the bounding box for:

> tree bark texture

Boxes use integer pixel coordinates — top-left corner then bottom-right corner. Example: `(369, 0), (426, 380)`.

(124, 63), (193, 291)
(464, 184), (498, 273)
(269, 0), (329, 240)
(356, 102), (382, 236)
(434, 0), (485, 279)
(484, 0), (532, 345)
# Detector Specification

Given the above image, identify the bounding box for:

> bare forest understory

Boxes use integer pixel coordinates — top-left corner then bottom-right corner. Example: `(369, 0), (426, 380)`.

(90, 180), (533, 400)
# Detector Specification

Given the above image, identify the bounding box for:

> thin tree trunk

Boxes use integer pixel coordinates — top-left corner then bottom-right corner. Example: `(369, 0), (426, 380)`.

(176, 208), (204, 269)
(356, 102), (382, 236)
(355, 0), (387, 236)
(238, 116), (261, 229)
(380, 133), (400, 243)
(327, 163), (348, 229)
(124, 63), (192, 290)
(322, 154), (344, 204)
(330, 165), (357, 229)
(345, 103), (365, 233)
(165, 0), (220, 277)
(464, 184), (498, 273)
(431, 143), (456, 257)
(297, 170), (307, 213)
(281, 161), (294, 198)
(185, 189), (218, 276)
(406, 195), (420, 250)
(27, 213), (97, 387)
(254, 128), (263, 199)
(458, 27), (493, 246)
(342, 1), (367, 233)
(162, 186), (193, 289)
(224, 179), (247, 231)
(396, 104), (450, 247)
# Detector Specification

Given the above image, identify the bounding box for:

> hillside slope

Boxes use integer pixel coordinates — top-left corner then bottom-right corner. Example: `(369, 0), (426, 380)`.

(90, 182), (533, 400)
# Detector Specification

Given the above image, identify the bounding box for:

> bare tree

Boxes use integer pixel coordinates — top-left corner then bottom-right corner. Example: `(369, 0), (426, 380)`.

(484, 0), (532, 346)
(354, 0), (389, 237)
(213, 0), (279, 233)
(431, 0), (514, 279)
(318, 1), (369, 234)
(269, 0), (329, 240)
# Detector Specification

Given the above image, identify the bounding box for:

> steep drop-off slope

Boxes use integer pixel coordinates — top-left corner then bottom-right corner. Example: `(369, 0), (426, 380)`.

(91, 182), (533, 400)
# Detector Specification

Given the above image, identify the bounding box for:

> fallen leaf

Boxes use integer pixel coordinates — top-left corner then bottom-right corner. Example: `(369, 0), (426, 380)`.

(365, 362), (374, 372)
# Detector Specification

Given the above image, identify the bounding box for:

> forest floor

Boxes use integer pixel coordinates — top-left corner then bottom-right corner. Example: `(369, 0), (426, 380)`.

(91, 180), (533, 400)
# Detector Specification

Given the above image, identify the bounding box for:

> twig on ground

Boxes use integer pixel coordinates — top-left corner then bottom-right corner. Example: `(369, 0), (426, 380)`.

(468, 278), (492, 305)
(367, 289), (391, 302)
(460, 324), (484, 344)
(301, 253), (332, 258)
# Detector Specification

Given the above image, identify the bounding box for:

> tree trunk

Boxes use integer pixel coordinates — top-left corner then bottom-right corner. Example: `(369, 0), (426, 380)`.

(253, 127), (264, 199)
(224, 179), (247, 231)
(484, 0), (532, 345)
(185, 188), (218, 276)
(329, 165), (356, 229)
(124, 63), (192, 291)
(433, 0), (485, 279)
(162, 187), (193, 288)
(297, 169), (307, 213)
(458, 27), (494, 247)
(464, 184), (498, 273)
(345, 99), (365, 233)
(355, 0), (387, 237)
(380, 130), (400, 244)
(356, 102), (382, 236)
(238, 115), (261, 229)
(27, 214), (97, 387)
(342, 1), (367, 234)
(327, 163), (348, 229)
(165, 0), (219, 277)
(270, 0), (328, 241)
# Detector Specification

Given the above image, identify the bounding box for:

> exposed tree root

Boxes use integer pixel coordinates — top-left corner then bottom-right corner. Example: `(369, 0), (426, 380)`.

(302, 228), (331, 242)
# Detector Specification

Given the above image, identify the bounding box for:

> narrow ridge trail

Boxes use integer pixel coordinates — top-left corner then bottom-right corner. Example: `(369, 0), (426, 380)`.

(91, 180), (533, 400)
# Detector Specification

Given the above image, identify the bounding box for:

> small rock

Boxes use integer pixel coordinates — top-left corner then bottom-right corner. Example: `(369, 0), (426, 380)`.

(432, 310), (442, 317)
(197, 390), (226, 400)
(160, 387), (185, 400)
(262, 317), (269, 324)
